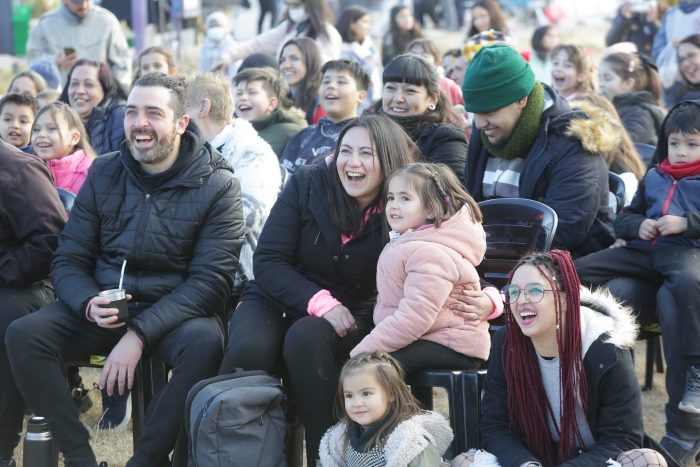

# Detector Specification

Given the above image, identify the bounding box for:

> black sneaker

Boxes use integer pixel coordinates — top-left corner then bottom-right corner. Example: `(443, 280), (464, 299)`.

(0, 457), (15, 467)
(660, 436), (700, 467)
(72, 382), (93, 414)
(679, 365), (700, 414)
(98, 388), (131, 430)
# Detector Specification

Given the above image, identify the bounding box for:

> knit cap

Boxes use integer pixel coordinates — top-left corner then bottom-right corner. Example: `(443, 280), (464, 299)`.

(461, 44), (535, 113)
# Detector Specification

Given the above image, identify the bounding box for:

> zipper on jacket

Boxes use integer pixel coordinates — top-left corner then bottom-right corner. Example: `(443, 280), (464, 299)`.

(652, 180), (678, 246)
(134, 194), (152, 255)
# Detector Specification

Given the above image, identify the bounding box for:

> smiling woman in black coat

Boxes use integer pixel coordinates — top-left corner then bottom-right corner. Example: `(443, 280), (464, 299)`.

(219, 114), (418, 465)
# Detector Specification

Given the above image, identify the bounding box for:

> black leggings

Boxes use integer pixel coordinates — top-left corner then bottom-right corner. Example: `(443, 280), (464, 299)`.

(391, 339), (484, 375)
(220, 294), (372, 465)
(258, 0), (278, 33)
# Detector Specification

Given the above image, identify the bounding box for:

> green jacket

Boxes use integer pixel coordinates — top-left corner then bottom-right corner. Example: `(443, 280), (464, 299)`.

(251, 107), (307, 159)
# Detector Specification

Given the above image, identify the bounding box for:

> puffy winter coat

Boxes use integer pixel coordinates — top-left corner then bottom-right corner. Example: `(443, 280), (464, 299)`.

(480, 288), (643, 467)
(612, 91), (666, 146)
(414, 122), (467, 181)
(244, 163), (386, 319)
(50, 125), (244, 347)
(279, 117), (350, 175)
(351, 207), (489, 360)
(319, 411), (453, 467)
(86, 98), (126, 156)
(251, 107), (308, 158)
(465, 84), (614, 257)
(46, 149), (94, 195)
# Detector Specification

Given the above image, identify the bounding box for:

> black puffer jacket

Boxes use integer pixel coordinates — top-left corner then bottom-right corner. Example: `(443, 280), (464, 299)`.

(86, 98), (126, 156)
(465, 84), (614, 257)
(244, 163), (386, 319)
(414, 122), (467, 181)
(613, 91), (666, 146)
(50, 125), (244, 346)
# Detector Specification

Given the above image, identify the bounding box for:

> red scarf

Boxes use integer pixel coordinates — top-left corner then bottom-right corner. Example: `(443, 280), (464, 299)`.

(657, 157), (700, 180)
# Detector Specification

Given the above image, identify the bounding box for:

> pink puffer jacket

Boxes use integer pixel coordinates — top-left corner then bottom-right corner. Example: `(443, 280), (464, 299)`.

(351, 206), (490, 361)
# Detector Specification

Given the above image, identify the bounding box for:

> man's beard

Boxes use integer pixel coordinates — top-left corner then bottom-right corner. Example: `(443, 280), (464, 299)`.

(128, 126), (177, 165)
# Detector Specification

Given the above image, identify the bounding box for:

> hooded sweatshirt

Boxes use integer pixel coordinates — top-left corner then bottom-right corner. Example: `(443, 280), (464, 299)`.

(350, 206), (490, 360)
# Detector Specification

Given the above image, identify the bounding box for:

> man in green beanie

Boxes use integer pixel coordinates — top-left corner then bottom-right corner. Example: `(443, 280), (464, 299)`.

(462, 44), (614, 257)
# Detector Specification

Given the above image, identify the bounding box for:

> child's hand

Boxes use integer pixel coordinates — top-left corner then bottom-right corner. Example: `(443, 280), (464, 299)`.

(656, 215), (688, 236)
(609, 239), (628, 248)
(638, 218), (658, 240)
(323, 305), (357, 337)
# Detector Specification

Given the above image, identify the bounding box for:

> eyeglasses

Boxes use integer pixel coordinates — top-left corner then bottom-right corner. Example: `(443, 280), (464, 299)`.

(501, 284), (555, 304)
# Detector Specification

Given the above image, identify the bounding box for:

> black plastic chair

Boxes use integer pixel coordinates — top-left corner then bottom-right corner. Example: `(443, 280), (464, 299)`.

(608, 171), (626, 217)
(634, 143), (656, 168)
(476, 198), (559, 290)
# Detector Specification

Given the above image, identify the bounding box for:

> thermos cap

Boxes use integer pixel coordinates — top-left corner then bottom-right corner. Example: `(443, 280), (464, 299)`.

(27, 417), (50, 434)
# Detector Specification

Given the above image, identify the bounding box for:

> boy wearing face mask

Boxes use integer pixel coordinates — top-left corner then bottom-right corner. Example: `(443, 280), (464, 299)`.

(199, 11), (239, 79)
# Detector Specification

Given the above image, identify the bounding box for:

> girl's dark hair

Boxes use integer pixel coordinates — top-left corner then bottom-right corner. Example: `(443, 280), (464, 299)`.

(468, 0), (509, 37)
(663, 102), (700, 139)
(285, 0), (333, 40)
(386, 163), (482, 227)
(8, 70), (47, 95)
(571, 94), (646, 180)
(406, 38), (442, 66)
(336, 5), (369, 43)
(503, 250), (587, 467)
(388, 6), (424, 59)
(531, 26), (552, 61)
(375, 54), (460, 127)
(327, 114), (419, 234)
(335, 352), (425, 451)
(59, 59), (128, 107)
(279, 37), (322, 122)
(602, 52), (663, 105)
(674, 35), (700, 99)
(33, 101), (96, 158)
(550, 44), (595, 94)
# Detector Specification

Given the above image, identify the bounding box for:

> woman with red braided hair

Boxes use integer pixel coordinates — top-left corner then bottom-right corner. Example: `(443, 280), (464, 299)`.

(452, 250), (667, 467)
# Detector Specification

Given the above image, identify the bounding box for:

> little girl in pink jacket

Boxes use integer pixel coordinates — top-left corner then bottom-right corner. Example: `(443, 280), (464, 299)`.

(351, 162), (496, 371)
(31, 101), (95, 196)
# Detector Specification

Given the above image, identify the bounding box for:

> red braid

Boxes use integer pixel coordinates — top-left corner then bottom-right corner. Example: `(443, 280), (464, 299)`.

(503, 250), (588, 467)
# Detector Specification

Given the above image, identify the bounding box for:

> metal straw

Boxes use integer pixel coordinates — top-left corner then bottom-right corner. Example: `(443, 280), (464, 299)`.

(118, 259), (127, 291)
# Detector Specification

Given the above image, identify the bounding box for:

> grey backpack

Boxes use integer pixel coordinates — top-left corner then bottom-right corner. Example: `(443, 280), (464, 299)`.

(183, 370), (288, 467)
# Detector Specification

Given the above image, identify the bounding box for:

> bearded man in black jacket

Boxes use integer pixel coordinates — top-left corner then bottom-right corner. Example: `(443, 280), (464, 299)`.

(6, 74), (244, 467)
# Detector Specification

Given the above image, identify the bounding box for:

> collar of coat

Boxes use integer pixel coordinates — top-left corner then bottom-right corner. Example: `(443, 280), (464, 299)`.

(579, 286), (638, 355)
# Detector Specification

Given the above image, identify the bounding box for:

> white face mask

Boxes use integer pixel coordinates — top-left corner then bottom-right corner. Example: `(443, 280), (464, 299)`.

(207, 26), (226, 42)
(288, 6), (309, 24)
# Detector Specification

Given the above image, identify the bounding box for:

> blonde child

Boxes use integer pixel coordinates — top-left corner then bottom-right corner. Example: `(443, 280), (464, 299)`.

(350, 163), (497, 375)
(319, 352), (453, 466)
(31, 101), (95, 195)
(550, 44), (595, 101)
(598, 52), (666, 146)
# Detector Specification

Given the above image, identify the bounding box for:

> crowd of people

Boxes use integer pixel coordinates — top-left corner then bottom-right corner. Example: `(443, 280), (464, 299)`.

(1, 0), (700, 466)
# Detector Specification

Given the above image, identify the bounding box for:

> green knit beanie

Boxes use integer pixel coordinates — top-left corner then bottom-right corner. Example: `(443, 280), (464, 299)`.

(462, 44), (536, 113)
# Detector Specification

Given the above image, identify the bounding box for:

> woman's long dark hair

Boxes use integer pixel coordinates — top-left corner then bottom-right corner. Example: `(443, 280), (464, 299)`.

(372, 54), (460, 127)
(336, 5), (369, 43)
(59, 59), (127, 108)
(531, 26), (552, 62)
(503, 250), (587, 467)
(327, 114), (419, 234)
(387, 6), (423, 60)
(280, 37), (322, 123)
(468, 0), (509, 37)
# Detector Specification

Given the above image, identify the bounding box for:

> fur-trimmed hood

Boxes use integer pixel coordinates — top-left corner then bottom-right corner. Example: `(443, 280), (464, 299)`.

(319, 411), (453, 467)
(565, 100), (623, 155)
(580, 286), (638, 355)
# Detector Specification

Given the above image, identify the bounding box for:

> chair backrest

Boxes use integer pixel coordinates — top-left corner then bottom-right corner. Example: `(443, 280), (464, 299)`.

(476, 198), (558, 290)
(634, 142), (656, 167)
(56, 188), (76, 213)
(608, 171), (626, 216)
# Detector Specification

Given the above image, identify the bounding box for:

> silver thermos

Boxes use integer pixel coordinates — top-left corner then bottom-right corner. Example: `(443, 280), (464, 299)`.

(22, 417), (58, 467)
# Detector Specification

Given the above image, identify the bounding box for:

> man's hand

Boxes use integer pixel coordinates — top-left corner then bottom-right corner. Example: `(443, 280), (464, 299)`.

(638, 218), (658, 240)
(87, 296), (125, 328)
(323, 305), (356, 337)
(99, 329), (143, 396)
(657, 215), (688, 236)
(56, 51), (78, 71)
(448, 287), (492, 325)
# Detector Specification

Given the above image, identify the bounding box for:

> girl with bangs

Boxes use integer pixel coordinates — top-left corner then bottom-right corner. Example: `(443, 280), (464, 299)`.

(371, 54), (468, 180)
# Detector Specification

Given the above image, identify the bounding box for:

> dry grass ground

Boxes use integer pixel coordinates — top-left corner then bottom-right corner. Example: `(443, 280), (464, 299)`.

(11, 340), (667, 466)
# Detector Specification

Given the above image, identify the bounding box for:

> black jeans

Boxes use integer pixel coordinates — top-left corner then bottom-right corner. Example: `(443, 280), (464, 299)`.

(219, 294), (372, 465)
(0, 282), (55, 459)
(5, 301), (223, 467)
(391, 339), (484, 375)
(576, 245), (700, 356)
(258, 0), (278, 33)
